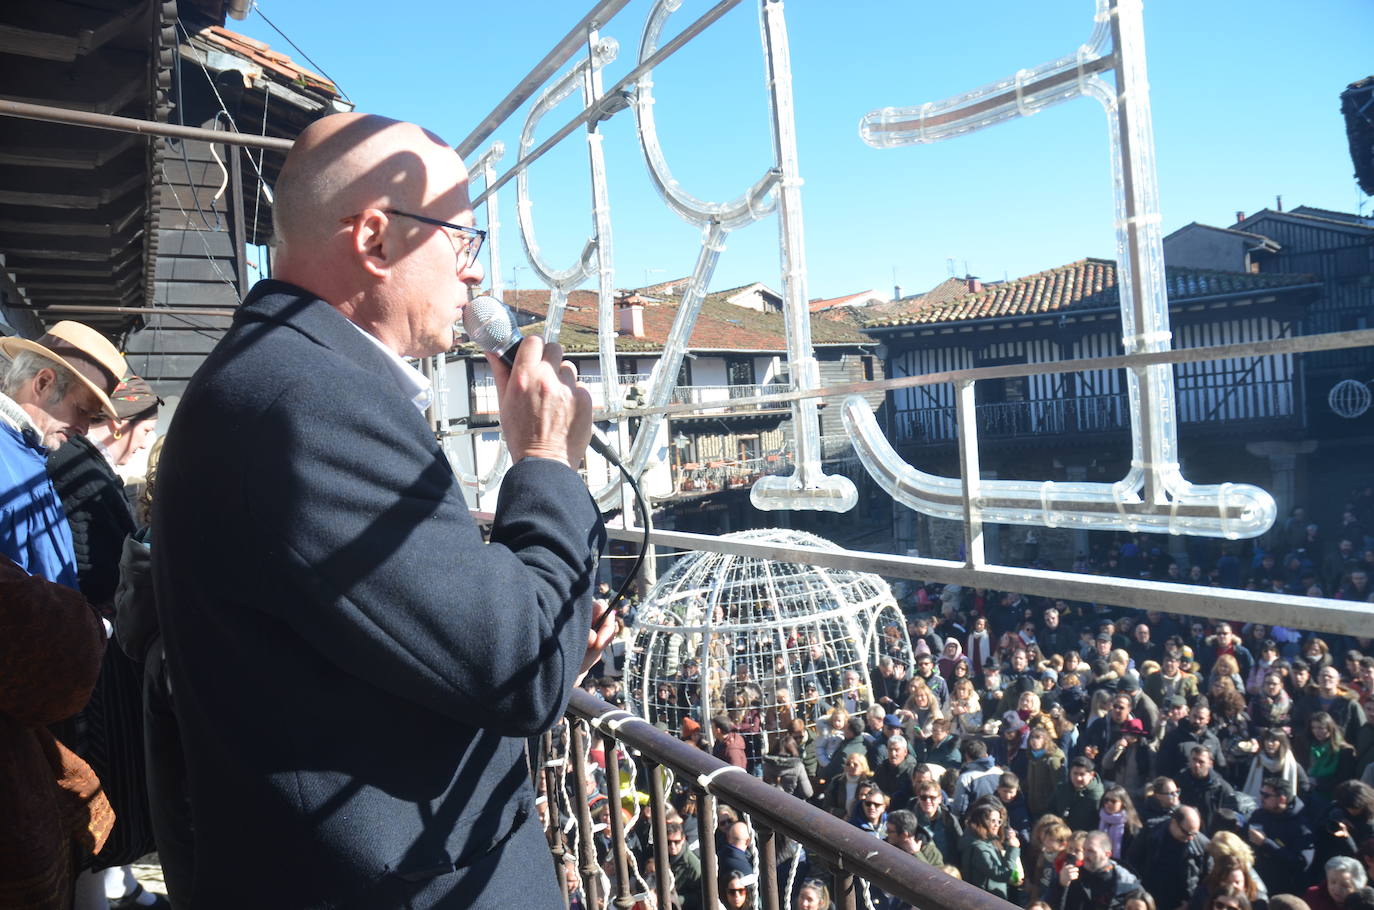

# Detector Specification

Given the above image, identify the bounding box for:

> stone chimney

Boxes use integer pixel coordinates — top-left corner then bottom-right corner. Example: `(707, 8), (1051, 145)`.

(616, 291), (646, 338)
(966, 275), (982, 294)
(1236, 211), (1247, 223)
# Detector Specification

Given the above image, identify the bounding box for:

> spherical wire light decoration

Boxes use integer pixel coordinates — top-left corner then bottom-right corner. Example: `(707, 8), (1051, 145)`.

(1329, 378), (1372, 419)
(624, 529), (912, 773)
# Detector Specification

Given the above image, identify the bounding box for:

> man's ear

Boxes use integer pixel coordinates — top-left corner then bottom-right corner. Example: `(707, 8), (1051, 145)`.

(31, 366), (57, 400)
(348, 208), (391, 278)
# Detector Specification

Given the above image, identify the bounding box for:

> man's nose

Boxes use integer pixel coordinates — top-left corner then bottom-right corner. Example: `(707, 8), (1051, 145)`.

(460, 254), (485, 286)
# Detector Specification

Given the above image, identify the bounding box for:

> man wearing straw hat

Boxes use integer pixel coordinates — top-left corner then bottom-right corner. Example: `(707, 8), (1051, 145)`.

(0, 320), (127, 587)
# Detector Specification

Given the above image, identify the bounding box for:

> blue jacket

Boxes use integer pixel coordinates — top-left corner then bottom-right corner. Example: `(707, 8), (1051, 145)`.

(0, 408), (78, 588)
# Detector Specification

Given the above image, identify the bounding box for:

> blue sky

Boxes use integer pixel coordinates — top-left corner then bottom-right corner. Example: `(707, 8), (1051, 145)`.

(233, 0), (1371, 300)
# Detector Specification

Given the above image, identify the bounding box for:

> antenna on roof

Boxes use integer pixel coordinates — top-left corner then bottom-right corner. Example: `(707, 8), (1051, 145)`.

(946, 257), (957, 278)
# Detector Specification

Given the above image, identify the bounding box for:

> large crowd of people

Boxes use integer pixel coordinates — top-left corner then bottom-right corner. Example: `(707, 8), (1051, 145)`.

(581, 516), (1374, 910)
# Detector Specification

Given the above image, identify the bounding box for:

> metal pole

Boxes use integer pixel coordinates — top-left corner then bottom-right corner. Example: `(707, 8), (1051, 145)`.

(455, 0), (633, 158)
(0, 98), (293, 151)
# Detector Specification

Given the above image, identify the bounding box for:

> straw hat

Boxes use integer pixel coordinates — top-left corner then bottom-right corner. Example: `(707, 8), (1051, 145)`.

(0, 321), (127, 419)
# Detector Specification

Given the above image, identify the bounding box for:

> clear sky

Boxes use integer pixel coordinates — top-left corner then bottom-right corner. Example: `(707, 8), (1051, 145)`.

(231, 0), (1372, 301)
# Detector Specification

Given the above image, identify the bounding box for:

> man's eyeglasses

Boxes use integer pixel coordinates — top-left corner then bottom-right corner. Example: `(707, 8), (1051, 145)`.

(385, 209), (485, 267)
(917, 794), (941, 802)
(864, 800), (887, 808)
(340, 209), (485, 268)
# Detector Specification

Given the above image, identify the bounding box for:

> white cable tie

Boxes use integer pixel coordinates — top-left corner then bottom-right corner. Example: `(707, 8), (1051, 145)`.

(1039, 480), (1058, 528)
(1014, 69), (1032, 117)
(1076, 45), (1091, 94)
(696, 765), (747, 792)
(1111, 479), (1130, 523)
(535, 795), (548, 806)
(544, 757), (568, 768)
(1115, 212), (1162, 228)
(1218, 482), (1235, 538)
(919, 101), (932, 142)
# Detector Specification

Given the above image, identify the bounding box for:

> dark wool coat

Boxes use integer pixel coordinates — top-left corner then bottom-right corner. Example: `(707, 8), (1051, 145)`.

(152, 282), (605, 910)
(47, 434), (135, 607)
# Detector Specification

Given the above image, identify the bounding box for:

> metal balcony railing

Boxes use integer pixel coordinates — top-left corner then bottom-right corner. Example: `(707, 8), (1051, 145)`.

(893, 380), (1298, 445)
(549, 690), (1012, 910)
(670, 382), (791, 412)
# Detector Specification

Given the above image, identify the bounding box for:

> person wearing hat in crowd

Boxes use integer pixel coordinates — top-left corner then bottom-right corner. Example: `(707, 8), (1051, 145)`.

(1147, 651), (1202, 713)
(0, 320), (129, 908)
(46, 375), (167, 910)
(1102, 717), (1153, 797)
(0, 320), (126, 586)
(48, 375), (161, 611)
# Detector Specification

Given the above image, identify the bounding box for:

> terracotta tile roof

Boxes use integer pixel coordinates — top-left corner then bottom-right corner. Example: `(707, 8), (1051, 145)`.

(455, 286), (871, 355)
(197, 26), (340, 99)
(808, 290), (879, 313)
(864, 257), (1319, 329)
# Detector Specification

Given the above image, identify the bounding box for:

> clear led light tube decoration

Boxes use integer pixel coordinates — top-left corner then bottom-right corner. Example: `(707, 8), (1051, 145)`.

(453, 140), (509, 492)
(601, 0), (855, 513)
(850, 0), (1275, 539)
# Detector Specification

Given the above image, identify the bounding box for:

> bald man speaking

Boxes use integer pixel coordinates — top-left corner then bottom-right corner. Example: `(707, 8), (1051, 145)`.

(153, 114), (612, 909)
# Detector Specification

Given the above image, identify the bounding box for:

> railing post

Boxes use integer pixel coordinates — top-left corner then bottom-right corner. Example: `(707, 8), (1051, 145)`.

(647, 760), (674, 910)
(568, 720), (603, 909)
(757, 825), (781, 910)
(600, 731), (636, 909)
(696, 788), (719, 910)
(835, 871), (857, 910)
(540, 729), (570, 905)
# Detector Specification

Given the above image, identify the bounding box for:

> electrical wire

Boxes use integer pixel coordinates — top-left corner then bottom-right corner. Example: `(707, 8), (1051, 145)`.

(248, 2), (352, 102)
(597, 454), (651, 632)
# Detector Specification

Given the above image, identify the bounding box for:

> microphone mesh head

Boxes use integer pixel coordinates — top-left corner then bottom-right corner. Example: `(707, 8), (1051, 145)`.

(462, 295), (520, 356)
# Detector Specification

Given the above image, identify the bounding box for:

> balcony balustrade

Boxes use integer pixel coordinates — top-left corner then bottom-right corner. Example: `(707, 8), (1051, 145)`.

(893, 379), (1299, 446)
(546, 689), (1014, 910)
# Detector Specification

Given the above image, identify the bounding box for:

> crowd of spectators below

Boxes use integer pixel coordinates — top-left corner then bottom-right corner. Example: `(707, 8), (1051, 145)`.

(574, 504), (1374, 910)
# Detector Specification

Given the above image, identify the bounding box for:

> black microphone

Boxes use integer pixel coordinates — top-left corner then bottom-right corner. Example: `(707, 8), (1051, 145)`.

(461, 295), (619, 463)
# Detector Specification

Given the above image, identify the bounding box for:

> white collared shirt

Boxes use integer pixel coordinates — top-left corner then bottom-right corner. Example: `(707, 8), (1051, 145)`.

(348, 322), (433, 413)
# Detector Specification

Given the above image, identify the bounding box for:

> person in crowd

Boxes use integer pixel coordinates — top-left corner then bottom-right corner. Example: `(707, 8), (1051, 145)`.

(152, 114), (614, 909)
(1098, 785), (1144, 862)
(874, 731), (918, 795)
(1135, 806), (1211, 910)
(1299, 713), (1358, 806)
(719, 869), (756, 910)
(0, 554), (113, 910)
(1251, 673), (1295, 733)
(1102, 717), (1153, 796)
(663, 821), (702, 910)
(918, 716), (962, 768)
(1198, 833), (1269, 910)
(886, 808), (945, 865)
(1051, 756), (1106, 832)
(47, 375), (168, 910)
(1180, 746), (1239, 834)
(853, 785), (890, 836)
(948, 677), (984, 736)
(912, 778), (963, 864)
(1161, 701), (1225, 781)
(824, 751), (874, 819)
(1024, 725), (1066, 820)
(1295, 668), (1367, 746)
(1027, 817), (1072, 904)
(1148, 651), (1203, 711)
(1315, 782), (1374, 873)
(953, 740), (1004, 818)
(1245, 778), (1313, 898)
(1241, 729), (1306, 805)
(961, 803), (1021, 900)
(1141, 775), (1183, 828)
(1307, 858), (1367, 910)
(796, 878), (831, 910)
(1055, 830), (1142, 910)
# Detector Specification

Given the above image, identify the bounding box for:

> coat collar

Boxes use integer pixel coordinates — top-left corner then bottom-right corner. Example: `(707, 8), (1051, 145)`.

(235, 280), (407, 387)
